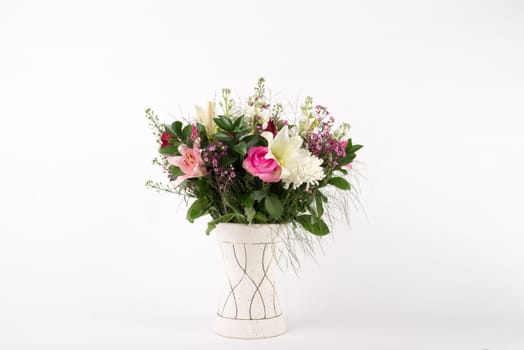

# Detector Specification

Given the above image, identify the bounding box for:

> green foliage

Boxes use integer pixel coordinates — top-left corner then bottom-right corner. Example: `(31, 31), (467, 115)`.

(315, 192), (324, 217)
(206, 213), (236, 235)
(181, 125), (193, 143)
(242, 134), (260, 148)
(254, 211), (269, 223)
(159, 145), (178, 155)
(232, 142), (247, 157)
(214, 116), (234, 131)
(244, 207), (256, 223)
(215, 132), (232, 141)
(239, 192), (255, 208)
(264, 194), (284, 220)
(170, 166), (184, 179)
(328, 177), (351, 190)
(186, 198), (210, 223)
(339, 138), (363, 166)
(172, 121), (183, 137)
(252, 190), (266, 201)
(219, 154), (237, 167)
(296, 215), (330, 236)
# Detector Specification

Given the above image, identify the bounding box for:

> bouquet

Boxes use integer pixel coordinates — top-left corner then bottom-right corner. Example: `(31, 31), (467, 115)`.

(146, 78), (362, 261)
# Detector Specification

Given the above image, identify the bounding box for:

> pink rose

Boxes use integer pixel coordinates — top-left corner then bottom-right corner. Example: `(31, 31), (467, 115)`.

(167, 143), (205, 186)
(242, 146), (282, 183)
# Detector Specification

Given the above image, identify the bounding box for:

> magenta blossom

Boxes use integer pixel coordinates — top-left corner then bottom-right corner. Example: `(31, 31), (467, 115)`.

(167, 143), (205, 186)
(190, 124), (199, 142)
(242, 146), (282, 183)
(339, 140), (347, 155)
(339, 140), (352, 169)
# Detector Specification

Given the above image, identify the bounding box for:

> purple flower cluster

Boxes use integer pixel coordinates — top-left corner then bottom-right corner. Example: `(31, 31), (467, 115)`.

(201, 141), (236, 190)
(305, 105), (346, 168)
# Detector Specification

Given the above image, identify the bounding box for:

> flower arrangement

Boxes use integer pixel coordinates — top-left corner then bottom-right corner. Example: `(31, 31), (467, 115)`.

(146, 78), (362, 260)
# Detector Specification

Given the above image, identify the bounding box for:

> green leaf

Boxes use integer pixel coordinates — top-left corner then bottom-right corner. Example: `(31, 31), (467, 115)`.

(328, 177), (351, 190)
(170, 166), (184, 178)
(239, 192), (255, 208)
(233, 115), (245, 129)
(306, 194), (314, 205)
(244, 207), (256, 223)
(345, 138), (352, 152)
(339, 156), (350, 166)
(351, 144), (363, 153)
(339, 140), (361, 166)
(215, 132), (232, 141)
(159, 145), (178, 155)
(214, 116), (234, 131)
(264, 194), (284, 220)
(339, 139), (353, 165)
(194, 180), (211, 196)
(252, 191), (266, 201)
(232, 142), (247, 157)
(242, 135), (260, 148)
(296, 215), (330, 236)
(164, 124), (177, 137)
(315, 193), (324, 217)
(186, 198), (210, 223)
(196, 123), (207, 138)
(254, 211), (269, 223)
(220, 154), (238, 167)
(222, 192), (243, 215)
(206, 223), (216, 235)
(206, 213), (236, 234)
(182, 124), (193, 142)
(172, 121), (183, 137)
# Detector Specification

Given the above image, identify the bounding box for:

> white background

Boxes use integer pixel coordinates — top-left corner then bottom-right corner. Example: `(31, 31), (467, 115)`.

(1, 1), (523, 349)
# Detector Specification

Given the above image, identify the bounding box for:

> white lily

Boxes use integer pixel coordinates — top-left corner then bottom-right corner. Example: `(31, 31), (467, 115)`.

(262, 126), (325, 189)
(195, 101), (216, 135)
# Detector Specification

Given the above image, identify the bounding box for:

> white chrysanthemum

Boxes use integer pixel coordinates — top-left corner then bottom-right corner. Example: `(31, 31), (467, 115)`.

(262, 126), (325, 189)
(283, 148), (325, 189)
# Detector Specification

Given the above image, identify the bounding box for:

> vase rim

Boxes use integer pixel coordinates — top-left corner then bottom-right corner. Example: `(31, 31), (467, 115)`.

(216, 222), (285, 227)
(214, 223), (284, 243)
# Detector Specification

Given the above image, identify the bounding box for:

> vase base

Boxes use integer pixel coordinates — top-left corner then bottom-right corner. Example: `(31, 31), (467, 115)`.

(213, 314), (286, 339)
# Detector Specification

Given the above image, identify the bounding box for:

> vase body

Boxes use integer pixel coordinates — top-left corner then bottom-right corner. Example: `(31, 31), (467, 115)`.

(213, 223), (286, 339)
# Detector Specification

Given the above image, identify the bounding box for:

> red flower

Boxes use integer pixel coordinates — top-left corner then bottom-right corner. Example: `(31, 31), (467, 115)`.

(264, 119), (277, 136)
(161, 132), (175, 148)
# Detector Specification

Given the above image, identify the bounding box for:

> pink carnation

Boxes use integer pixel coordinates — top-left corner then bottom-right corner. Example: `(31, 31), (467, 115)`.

(242, 146), (281, 183)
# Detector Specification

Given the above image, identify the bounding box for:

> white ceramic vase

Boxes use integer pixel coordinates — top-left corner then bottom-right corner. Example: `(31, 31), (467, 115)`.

(213, 223), (286, 339)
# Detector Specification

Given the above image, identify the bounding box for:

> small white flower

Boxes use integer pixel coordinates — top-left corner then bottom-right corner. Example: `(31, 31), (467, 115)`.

(244, 105), (269, 128)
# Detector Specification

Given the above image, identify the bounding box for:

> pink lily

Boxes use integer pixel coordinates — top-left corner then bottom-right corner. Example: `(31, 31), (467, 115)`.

(167, 143), (205, 186)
